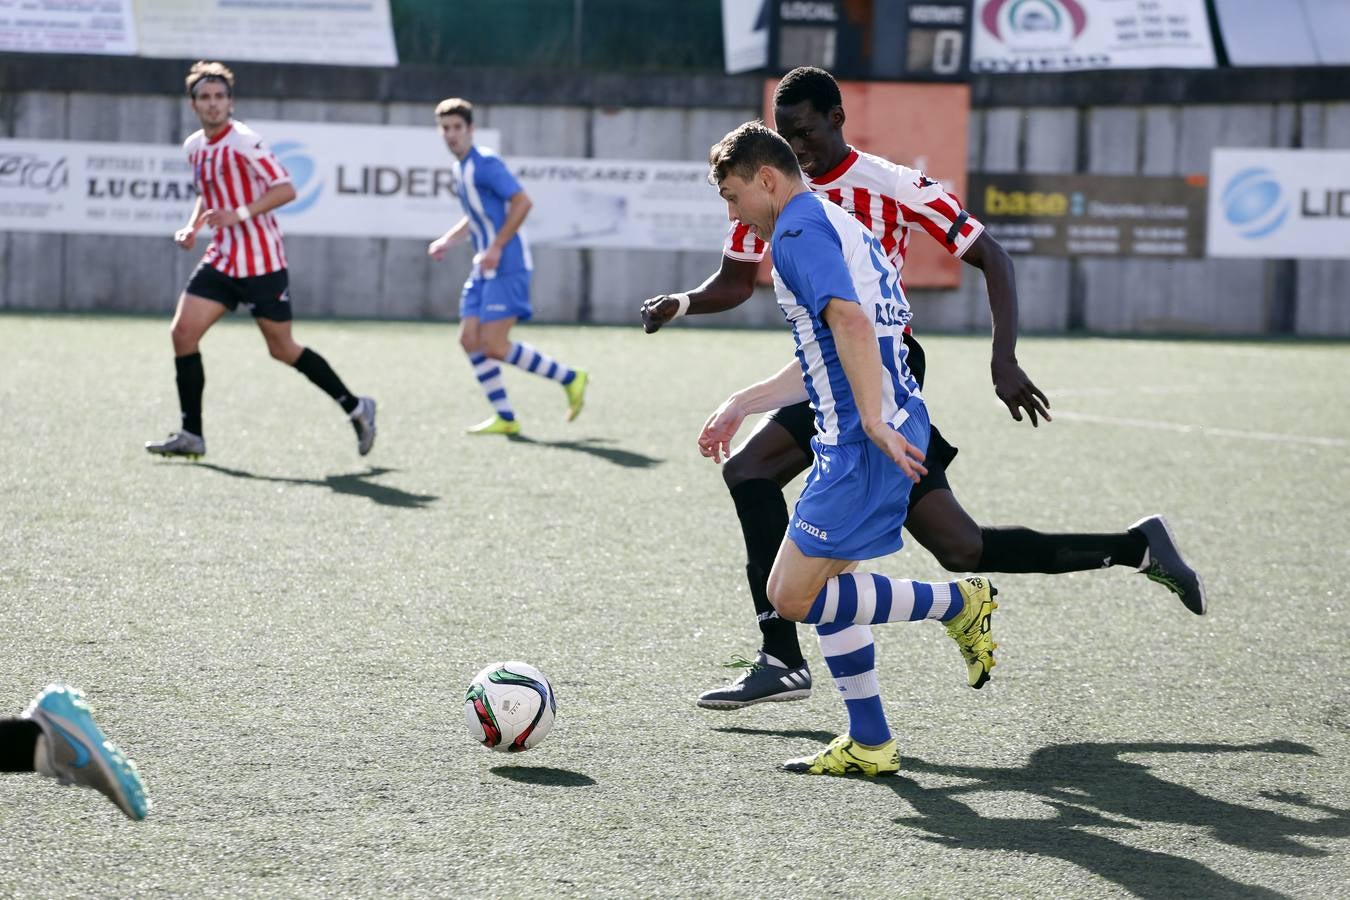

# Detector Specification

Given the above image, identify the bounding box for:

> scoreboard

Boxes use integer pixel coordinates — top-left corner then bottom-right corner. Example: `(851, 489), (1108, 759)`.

(768, 0), (973, 82)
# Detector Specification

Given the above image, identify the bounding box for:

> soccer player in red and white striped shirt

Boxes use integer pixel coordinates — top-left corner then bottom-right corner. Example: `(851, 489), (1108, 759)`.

(642, 67), (1203, 715)
(146, 61), (376, 459)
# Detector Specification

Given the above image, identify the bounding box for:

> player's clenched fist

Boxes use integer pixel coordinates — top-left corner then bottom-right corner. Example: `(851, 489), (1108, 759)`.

(640, 295), (681, 333)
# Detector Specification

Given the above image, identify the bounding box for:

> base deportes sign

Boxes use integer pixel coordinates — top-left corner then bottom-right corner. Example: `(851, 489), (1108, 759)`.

(969, 173), (1207, 257)
(1208, 149), (1350, 259)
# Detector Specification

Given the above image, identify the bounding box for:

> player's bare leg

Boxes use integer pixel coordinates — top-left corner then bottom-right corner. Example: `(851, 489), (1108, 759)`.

(169, 292), (227, 356)
(147, 293), (226, 458)
(906, 486), (1203, 614)
(257, 316), (376, 454)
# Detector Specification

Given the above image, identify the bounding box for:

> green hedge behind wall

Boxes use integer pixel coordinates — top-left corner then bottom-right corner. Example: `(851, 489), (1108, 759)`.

(391, 0), (725, 71)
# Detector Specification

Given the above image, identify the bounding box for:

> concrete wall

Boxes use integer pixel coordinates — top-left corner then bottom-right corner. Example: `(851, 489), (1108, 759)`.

(3, 89), (1349, 335)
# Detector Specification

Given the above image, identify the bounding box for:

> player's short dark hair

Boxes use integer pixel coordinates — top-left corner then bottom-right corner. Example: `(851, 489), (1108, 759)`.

(435, 98), (473, 125)
(708, 121), (800, 185)
(186, 61), (234, 98)
(773, 66), (841, 114)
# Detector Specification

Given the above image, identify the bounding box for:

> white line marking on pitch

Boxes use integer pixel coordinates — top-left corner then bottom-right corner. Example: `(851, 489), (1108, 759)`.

(1049, 410), (1350, 449)
(1043, 385), (1205, 398)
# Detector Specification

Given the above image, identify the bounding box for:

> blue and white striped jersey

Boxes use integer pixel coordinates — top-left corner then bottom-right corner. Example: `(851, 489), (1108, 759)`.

(454, 145), (533, 275)
(771, 191), (920, 445)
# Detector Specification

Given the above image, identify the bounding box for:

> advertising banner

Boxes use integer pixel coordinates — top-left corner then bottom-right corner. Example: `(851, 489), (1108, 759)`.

(969, 173), (1207, 257)
(1208, 149), (1350, 259)
(0, 124), (733, 252)
(972, 0), (1215, 72)
(762, 79), (972, 288)
(0, 0), (136, 56)
(722, 0), (769, 74)
(133, 0), (398, 67)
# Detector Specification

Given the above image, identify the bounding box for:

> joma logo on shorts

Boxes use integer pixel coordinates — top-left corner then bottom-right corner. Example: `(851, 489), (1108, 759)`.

(796, 520), (828, 541)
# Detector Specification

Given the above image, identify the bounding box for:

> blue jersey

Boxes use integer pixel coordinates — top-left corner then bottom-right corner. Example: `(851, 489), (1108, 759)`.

(771, 191), (920, 445)
(454, 145), (533, 275)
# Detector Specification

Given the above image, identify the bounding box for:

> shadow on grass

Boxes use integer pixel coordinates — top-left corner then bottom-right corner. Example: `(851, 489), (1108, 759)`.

(490, 765), (596, 787)
(506, 434), (663, 469)
(193, 464), (437, 509)
(712, 725), (838, 744)
(786, 737), (1346, 899)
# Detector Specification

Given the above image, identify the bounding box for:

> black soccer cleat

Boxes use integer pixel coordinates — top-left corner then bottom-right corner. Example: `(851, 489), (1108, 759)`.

(696, 652), (811, 709)
(1130, 515), (1206, 615)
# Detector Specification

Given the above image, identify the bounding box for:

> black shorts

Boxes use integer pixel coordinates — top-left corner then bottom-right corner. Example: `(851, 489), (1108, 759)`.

(766, 332), (958, 505)
(186, 263), (293, 322)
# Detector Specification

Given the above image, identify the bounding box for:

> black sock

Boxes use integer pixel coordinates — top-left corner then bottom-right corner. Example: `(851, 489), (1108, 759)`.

(978, 526), (1147, 573)
(0, 719), (40, 772)
(175, 352), (204, 436)
(293, 348), (358, 414)
(729, 479), (803, 668)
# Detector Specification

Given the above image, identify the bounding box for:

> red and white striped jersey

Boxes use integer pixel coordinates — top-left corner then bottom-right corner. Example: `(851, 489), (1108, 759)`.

(722, 147), (983, 281)
(186, 119), (291, 278)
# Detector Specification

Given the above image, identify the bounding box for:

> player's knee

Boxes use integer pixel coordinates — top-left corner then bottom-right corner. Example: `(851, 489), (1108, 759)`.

(481, 340), (510, 361)
(169, 321), (199, 353)
(267, 338), (297, 363)
(721, 445), (773, 490)
(765, 579), (809, 622)
(721, 452), (753, 490)
(933, 531), (983, 573)
(458, 332), (479, 355)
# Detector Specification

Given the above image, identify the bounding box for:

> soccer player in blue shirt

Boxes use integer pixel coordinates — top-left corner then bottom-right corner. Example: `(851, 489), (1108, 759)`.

(699, 122), (998, 776)
(428, 98), (588, 434)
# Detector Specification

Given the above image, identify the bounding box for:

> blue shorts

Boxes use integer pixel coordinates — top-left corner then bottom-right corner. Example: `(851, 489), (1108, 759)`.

(460, 270), (532, 323)
(788, 398), (930, 561)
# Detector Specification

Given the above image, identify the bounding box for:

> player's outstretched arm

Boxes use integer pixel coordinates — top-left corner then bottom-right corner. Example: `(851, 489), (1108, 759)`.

(823, 298), (927, 482)
(203, 182), (296, 230)
(174, 195), (206, 249)
(640, 256), (759, 333)
(961, 232), (1051, 426)
(698, 359), (807, 463)
(429, 216), (471, 261)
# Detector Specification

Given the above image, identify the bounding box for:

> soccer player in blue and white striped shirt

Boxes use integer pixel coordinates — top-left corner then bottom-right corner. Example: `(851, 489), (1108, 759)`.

(429, 98), (588, 434)
(698, 122), (999, 777)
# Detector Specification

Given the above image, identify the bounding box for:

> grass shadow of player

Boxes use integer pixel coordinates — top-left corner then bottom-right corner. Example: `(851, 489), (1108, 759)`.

(193, 463), (438, 509)
(490, 765), (597, 787)
(861, 738), (1347, 899)
(712, 725), (838, 744)
(506, 434), (663, 469)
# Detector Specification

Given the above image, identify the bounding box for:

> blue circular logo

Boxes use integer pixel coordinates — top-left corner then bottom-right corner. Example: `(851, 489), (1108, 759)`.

(271, 141), (322, 215)
(1221, 167), (1288, 239)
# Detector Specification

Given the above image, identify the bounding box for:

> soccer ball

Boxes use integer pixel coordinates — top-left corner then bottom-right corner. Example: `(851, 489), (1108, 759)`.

(463, 661), (556, 752)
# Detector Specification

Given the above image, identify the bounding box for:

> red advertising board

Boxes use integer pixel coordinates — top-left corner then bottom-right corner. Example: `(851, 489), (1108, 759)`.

(762, 79), (972, 288)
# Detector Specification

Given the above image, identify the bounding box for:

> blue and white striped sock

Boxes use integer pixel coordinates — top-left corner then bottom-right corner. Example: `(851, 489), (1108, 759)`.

(803, 573), (964, 625)
(468, 352), (515, 422)
(816, 621), (891, 747)
(505, 341), (576, 385)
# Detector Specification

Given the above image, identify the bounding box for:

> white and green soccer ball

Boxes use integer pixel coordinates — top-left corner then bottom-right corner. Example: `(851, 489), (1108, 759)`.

(463, 661), (556, 752)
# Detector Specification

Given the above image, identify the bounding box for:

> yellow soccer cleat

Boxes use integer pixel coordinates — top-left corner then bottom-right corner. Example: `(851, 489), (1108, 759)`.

(466, 414), (521, 436)
(782, 734), (900, 777)
(564, 369), (589, 422)
(944, 576), (999, 689)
